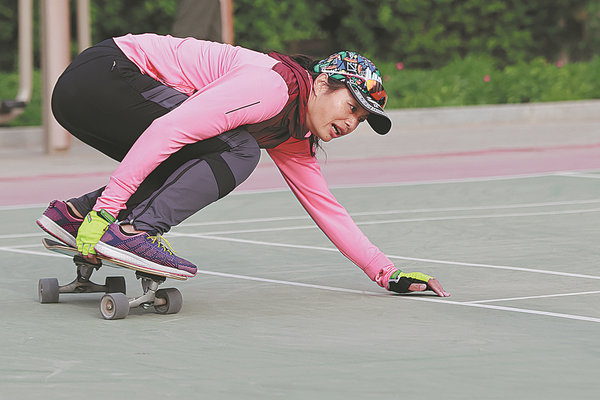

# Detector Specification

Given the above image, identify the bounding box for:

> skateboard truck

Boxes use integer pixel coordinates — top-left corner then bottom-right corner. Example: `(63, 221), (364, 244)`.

(39, 255), (126, 301)
(39, 238), (184, 320)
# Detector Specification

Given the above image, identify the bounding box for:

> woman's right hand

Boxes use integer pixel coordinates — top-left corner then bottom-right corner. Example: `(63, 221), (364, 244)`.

(76, 210), (115, 264)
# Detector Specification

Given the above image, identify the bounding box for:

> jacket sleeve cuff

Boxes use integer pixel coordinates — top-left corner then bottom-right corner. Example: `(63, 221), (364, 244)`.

(362, 252), (397, 288)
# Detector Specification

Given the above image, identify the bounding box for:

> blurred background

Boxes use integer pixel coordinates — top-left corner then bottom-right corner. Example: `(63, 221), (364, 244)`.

(0, 0), (599, 141)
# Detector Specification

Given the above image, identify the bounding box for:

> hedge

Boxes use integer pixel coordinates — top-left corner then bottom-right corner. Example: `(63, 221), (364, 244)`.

(1, 1), (599, 71)
(381, 55), (600, 109)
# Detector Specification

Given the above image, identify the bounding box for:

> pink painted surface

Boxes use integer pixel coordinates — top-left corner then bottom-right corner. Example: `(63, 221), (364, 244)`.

(241, 142), (600, 190)
(2, 143), (600, 207)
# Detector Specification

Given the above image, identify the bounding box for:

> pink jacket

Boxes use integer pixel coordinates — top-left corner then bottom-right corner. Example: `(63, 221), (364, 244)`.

(94, 33), (395, 287)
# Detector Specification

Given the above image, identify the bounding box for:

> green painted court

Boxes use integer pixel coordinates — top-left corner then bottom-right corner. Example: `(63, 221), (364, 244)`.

(2, 167), (600, 399)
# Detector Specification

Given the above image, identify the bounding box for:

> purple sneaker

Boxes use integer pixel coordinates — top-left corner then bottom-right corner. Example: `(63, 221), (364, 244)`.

(94, 224), (197, 277)
(37, 200), (83, 247)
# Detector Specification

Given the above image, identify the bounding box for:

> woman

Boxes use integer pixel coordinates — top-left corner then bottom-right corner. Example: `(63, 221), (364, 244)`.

(37, 33), (450, 297)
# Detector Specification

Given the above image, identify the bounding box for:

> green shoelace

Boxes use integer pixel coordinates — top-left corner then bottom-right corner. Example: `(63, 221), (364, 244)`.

(148, 234), (176, 256)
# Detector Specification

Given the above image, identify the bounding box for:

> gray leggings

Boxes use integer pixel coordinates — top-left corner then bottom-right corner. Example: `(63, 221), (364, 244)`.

(52, 39), (260, 234)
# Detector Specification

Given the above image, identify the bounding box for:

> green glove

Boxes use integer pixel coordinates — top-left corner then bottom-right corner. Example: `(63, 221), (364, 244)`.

(76, 210), (116, 256)
(387, 270), (433, 293)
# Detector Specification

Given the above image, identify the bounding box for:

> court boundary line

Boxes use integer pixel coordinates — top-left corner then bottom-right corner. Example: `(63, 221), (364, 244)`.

(239, 168), (600, 194)
(3, 168), (599, 211)
(385, 254), (600, 280)
(2, 241), (599, 324)
(0, 232), (45, 240)
(464, 290), (600, 304)
(4, 198), (598, 281)
(170, 207), (600, 236)
(3, 198), (599, 240)
(0, 246), (64, 257)
(130, 269), (600, 323)
(176, 198), (600, 229)
(3, 236), (598, 281)
(555, 172), (600, 179)
(166, 233), (600, 281)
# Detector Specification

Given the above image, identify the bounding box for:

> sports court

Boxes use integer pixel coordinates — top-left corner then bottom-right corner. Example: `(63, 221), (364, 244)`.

(1, 103), (600, 398)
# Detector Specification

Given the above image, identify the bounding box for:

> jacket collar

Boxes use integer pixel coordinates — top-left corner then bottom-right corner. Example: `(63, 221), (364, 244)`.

(268, 52), (313, 140)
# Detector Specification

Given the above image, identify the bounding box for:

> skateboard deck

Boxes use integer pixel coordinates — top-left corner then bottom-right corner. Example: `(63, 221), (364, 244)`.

(42, 238), (188, 281)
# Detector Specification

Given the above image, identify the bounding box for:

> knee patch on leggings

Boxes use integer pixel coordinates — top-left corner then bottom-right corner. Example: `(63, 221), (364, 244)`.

(203, 153), (236, 198)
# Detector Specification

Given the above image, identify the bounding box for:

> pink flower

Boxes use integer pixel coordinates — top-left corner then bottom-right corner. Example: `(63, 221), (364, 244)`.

(395, 62), (404, 70)
(483, 74), (491, 82)
(557, 60), (565, 68)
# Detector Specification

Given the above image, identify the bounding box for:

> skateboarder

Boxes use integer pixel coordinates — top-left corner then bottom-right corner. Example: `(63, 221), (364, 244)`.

(37, 33), (450, 297)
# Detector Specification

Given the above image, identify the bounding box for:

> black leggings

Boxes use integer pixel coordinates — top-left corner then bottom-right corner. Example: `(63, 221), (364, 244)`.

(52, 39), (260, 234)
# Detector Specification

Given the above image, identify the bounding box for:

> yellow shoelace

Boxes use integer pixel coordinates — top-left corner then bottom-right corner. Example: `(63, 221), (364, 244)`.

(149, 234), (176, 255)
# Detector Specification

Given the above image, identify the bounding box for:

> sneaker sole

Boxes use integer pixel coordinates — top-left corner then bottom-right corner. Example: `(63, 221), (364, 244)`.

(36, 215), (77, 248)
(94, 241), (196, 278)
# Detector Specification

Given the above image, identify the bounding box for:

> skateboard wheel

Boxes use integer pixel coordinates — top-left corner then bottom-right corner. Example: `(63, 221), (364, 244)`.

(154, 288), (183, 314)
(39, 278), (59, 303)
(100, 293), (129, 320)
(105, 276), (126, 294)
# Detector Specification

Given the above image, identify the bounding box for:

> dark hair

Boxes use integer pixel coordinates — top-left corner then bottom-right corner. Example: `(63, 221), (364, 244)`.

(290, 54), (346, 90)
(289, 54), (346, 157)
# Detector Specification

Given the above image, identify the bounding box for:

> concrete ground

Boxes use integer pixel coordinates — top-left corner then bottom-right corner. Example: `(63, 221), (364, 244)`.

(1, 100), (600, 399)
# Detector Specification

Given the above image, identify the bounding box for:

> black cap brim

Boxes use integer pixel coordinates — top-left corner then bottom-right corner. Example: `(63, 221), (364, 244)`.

(346, 82), (392, 135)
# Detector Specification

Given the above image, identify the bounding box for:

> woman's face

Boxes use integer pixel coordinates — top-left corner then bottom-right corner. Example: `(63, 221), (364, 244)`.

(305, 74), (371, 142)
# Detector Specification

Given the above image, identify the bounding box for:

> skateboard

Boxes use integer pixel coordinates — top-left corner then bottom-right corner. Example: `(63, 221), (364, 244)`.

(39, 238), (187, 320)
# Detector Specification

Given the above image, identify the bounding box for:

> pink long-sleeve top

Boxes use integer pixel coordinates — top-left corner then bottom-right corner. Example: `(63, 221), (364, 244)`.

(95, 33), (395, 287)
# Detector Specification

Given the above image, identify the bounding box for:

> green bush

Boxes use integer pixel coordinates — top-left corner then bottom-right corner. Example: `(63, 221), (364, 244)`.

(0, 2), (18, 71)
(234, 0), (327, 53)
(90, 0), (177, 42)
(235, 0), (596, 68)
(0, 69), (41, 126)
(378, 55), (600, 109)
(380, 55), (500, 108)
(1, 1), (598, 71)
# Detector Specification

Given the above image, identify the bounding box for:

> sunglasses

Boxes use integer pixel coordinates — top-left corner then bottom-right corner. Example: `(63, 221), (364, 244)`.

(325, 71), (388, 108)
